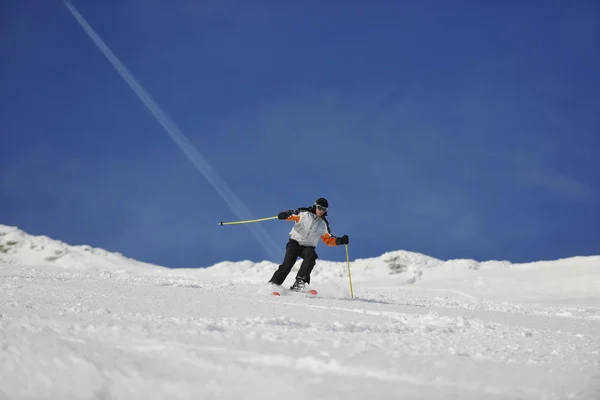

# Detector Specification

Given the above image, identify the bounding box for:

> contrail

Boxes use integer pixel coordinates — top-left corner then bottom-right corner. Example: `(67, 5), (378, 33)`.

(63, 0), (282, 262)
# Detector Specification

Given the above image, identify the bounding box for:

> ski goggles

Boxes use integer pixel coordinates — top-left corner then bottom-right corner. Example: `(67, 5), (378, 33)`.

(315, 204), (328, 212)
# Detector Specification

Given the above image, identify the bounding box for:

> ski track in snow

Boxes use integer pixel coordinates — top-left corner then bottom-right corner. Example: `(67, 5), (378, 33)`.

(1, 264), (600, 400)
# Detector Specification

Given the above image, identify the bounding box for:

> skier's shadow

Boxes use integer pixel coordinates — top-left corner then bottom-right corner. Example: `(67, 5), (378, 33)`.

(332, 297), (429, 307)
(334, 297), (392, 304)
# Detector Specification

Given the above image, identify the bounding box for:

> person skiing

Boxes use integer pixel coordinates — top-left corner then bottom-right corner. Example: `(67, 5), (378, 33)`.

(268, 197), (349, 291)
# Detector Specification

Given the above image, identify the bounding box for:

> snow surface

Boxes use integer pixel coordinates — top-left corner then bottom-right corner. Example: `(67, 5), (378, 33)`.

(1, 224), (599, 399)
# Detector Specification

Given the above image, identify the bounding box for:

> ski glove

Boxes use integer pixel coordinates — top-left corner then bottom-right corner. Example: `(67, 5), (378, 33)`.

(337, 235), (349, 245)
(278, 211), (291, 220)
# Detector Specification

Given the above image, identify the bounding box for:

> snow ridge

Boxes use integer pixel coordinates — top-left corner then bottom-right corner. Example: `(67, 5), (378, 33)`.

(0, 224), (162, 271)
(2, 224), (599, 288)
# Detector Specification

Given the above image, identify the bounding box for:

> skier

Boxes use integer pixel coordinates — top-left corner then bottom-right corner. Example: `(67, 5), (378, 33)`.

(268, 197), (349, 291)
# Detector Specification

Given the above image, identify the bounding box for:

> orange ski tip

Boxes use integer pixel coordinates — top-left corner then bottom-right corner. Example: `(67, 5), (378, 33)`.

(272, 291), (281, 296)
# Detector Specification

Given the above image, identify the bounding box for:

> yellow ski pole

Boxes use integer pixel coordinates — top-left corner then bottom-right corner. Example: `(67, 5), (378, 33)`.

(218, 216), (278, 226)
(345, 244), (354, 299)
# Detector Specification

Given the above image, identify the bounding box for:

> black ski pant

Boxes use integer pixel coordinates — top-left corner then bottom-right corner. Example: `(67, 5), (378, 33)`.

(269, 239), (318, 285)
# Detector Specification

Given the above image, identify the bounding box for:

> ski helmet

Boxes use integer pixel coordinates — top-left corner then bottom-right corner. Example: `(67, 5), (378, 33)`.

(315, 197), (328, 209)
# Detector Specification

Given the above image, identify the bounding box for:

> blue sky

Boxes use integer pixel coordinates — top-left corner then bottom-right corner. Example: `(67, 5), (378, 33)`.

(1, 0), (599, 268)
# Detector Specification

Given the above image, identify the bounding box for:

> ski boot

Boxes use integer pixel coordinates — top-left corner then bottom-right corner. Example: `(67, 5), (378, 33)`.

(289, 278), (306, 292)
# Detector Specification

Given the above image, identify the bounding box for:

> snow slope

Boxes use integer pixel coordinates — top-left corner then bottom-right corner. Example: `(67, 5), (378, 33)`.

(1, 224), (599, 399)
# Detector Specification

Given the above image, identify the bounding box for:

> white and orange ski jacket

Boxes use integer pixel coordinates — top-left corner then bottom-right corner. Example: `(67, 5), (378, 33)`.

(283, 207), (339, 248)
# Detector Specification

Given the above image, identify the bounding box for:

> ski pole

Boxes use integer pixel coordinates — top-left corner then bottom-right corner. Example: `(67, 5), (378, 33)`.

(345, 244), (354, 299)
(218, 216), (278, 226)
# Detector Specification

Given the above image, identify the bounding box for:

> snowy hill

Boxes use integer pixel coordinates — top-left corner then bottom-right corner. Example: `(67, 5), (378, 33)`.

(1, 224), (599, 399)
(2, 222), (599, 303)
(0, 224), (162, 271)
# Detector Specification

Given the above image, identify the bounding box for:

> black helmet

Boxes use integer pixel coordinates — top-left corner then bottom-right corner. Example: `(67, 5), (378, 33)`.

(315, 197), (328, 211)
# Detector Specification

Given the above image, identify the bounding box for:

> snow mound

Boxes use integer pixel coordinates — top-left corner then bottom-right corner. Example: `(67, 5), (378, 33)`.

(0, 224), (163, 271)
(186, 249), (443, 284)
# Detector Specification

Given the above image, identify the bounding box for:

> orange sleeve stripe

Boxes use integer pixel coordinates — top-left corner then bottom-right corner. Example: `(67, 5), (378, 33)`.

(321, 232), (337, 246)
(286, 215), (301, 223)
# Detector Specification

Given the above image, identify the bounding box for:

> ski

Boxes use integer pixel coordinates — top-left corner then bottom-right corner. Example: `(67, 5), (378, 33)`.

(272, 289), (317, 297)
